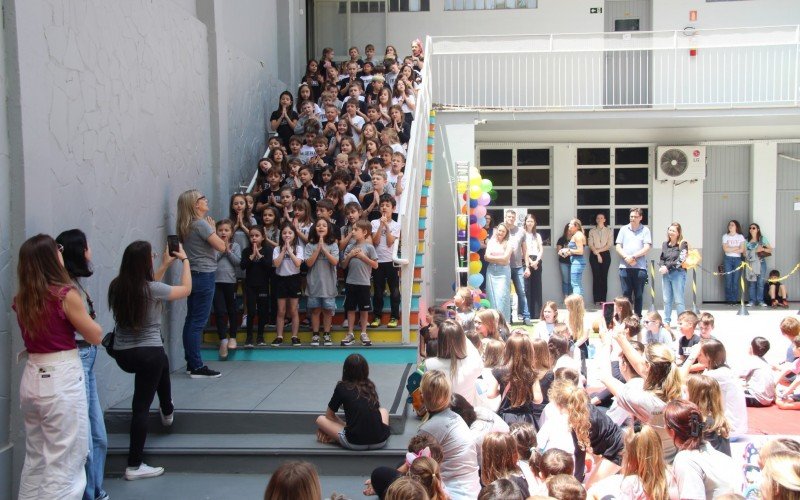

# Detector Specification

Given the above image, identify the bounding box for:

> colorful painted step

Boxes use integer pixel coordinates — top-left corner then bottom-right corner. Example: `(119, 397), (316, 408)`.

(202, 326), (419, 345)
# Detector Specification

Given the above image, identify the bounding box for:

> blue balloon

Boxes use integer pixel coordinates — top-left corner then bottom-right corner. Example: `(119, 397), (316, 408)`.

(469, 199), (478, 208)
(470, 215), (477, 224)
(468, 273), (484, 288)
(469, 238), (481, 252)
(476, 216), (486, 227)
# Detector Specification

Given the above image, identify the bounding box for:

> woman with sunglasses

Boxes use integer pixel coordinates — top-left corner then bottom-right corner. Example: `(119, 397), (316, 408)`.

(14, 234), (103, 498)
(56, 229), (107, 500)
(745, 222), (771, 307)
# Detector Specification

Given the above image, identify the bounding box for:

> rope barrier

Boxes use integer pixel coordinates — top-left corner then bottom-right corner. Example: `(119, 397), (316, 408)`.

(767, 263), (800, 283)
(648, 260), (657, 313)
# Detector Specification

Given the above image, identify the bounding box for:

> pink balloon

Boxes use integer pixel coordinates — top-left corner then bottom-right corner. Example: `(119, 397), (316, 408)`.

(478, 193), (491, 206)
(473, 205), (487, 218)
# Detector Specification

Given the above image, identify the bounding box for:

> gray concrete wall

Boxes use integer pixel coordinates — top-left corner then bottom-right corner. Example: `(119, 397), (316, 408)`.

(1, 0), (282, 494)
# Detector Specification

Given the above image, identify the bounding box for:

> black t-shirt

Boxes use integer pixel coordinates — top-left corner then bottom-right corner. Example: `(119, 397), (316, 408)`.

(678, 334), (701, 360)
(557, 236), (570, 264)
(255, 188), (282, 216)
(328, 382), (390, 445)
(493, 367), (535, 416)
(270, 109), (299, 146)
(572, 403), (625, 481)
(240, 246), (271, 287)
(294, 185), (322, 212)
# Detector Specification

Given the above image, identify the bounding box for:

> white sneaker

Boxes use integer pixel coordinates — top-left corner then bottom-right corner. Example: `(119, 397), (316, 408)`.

(124, 463), (165, 480)
(160, 403), (174, 427)
(341, 319), (349, 328)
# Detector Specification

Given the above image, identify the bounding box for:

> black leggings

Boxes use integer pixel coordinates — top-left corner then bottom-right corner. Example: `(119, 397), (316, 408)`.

(213, 282), (238, 339)
(372, 262), (400, 318)
(245, 285), (269, 342)
(590, 250), (611, 303)
(525, 260), (543, 319)
(113, 346), (173, 467)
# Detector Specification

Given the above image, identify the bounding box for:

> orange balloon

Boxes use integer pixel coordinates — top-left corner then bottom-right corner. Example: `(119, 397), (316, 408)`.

(460, 205), (468, 214)
(470, 253), (480, 262)
(479, 228), (488, 240)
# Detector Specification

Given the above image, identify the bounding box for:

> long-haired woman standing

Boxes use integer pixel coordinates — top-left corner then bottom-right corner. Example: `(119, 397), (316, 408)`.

(176, 189), (226, 378)
(55, 229), (107, 500)
(523, 214), (544, 320)
(14, 234), (102, 498)
(108, 240), (191, 479)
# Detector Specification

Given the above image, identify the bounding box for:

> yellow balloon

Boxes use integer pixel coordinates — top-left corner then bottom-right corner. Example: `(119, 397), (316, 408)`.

(469, 166), (481, 179)
(456, 181), (467, 193)
(469, 185), (482, 199)
(469, 261), (482, 274)
(469, 176), (482, 186)
(457, 217), (467, 230)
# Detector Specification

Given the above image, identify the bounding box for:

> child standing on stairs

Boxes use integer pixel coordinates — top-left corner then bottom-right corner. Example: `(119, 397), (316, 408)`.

(341, 219), (379, 346)
(240, 225), (271, 347)
(370, 194), (401, 329)
(305, 218), (340, 347)
(316, 353), (391, 450)
(213, 219), (241, 359)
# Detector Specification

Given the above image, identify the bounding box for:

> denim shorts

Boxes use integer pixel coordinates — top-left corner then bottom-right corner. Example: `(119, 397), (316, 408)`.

(307, 296), (336, 311)
(337, 430), (388, 451)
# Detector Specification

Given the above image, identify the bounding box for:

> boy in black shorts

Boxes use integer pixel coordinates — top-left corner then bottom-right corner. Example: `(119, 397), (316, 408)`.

(341, 219), (379, 346)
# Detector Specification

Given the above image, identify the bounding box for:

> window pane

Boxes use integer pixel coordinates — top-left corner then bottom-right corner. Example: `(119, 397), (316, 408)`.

(480, 149), (512, 166)
(577, 148), (610, 165)
(538, 229), (552, 246)
(615, 208), (649, 226)
(400, 0), (409, 10)
(359, 1), (369, 12)
(420, 0), (430, 10)
(577, 168), (610, 185)
(481, 169), (512, 185)
(493, 189), (513, 206)
(615, 147), (649, 165)
(615, 188), (648, 205)
(525, 209), (550, 227)
(615, 168), (649, 185)
(518, 149), (549, 166)
(517, 169), (549, 186)
(517, 189), (549, 206)
(577, 188), (610, 206)
(577, 209), (610, 227)
(487, 209), (503, 228)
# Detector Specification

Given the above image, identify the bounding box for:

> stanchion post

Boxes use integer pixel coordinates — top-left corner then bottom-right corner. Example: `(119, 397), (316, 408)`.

(648, 260), (657, 313)
(737, 265), (749, 316)
(691, 268), (700, 314)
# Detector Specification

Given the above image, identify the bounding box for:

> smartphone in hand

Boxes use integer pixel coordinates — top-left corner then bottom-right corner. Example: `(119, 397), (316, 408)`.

(167, 235), (180, 256)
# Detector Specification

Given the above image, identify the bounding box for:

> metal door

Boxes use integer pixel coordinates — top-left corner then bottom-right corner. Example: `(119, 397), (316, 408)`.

(776, 144), (800, 300)
(604, 0), (652, 108)
(701, 146), (752, 302)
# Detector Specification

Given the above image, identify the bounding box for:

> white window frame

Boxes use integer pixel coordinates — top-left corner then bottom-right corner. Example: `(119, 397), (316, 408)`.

(445, 0), (537, 10)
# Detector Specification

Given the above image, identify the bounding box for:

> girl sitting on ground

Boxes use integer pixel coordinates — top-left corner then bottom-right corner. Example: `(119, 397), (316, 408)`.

(528, 448), (574, 496)
(686, 374), (732, 456)
(481, 432), (529, 497)
(316, 353), (390, 450)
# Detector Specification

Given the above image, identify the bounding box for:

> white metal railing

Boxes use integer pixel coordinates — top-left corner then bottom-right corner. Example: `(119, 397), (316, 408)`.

(394, 36), (434, 344)
(428, 25), (800, 110)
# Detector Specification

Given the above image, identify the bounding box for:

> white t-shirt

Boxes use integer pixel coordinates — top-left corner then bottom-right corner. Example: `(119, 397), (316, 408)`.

(673, 443), (736, 499)
(370, 218), (400, 262)
(740, 355), (776, 406)
(722, 233), (745, 257)
(532, 321), (554, 341)
(469, 405), (509, 463)
(588, 473), (680, 500)
(704, 366), (748, 438)
(424, 341), (484, 406)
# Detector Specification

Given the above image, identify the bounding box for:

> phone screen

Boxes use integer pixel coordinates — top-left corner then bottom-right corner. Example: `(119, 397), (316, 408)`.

(167, 235), (180, 255)
(601, 302), (615, 329)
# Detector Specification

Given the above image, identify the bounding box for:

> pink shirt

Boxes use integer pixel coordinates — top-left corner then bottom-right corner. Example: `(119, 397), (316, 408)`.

(13, 286), (78, 354)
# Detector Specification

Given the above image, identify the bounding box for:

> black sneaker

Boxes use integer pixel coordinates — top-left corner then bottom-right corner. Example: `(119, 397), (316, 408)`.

(189, 366), (221, 379)
(271, 337), (284, 346)
(310, 334), (321, 346)
(291, 337), (302, 347)
(341, 334), (355, 346)
(323, 333), (332, 346)
(257, 339), (267, 346)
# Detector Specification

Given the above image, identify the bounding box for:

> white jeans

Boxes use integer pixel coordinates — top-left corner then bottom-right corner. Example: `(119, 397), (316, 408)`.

(18, 349), (88, 500)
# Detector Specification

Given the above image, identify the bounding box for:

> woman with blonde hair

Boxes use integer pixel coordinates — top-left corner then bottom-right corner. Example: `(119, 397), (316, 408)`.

(587, 425), (678, 500)
(565, 294), (590, 376)
(423, 319), (483, 406)
(481, 432), (529, 496)
(14, 234), (103, 498)
(418, 370), (480, 500)
(686, 374), (732, 455)
(596, 330), (682, 463)
(761, 452), (800, 500)
(176, 189), (226, 378)
(547, 379), (624, 486)
(485, 223), (514, 321)
(558, 219), (587, 296)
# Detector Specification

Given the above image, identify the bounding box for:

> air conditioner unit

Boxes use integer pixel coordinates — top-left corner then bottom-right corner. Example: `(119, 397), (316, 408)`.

(656, 146), (706, 181)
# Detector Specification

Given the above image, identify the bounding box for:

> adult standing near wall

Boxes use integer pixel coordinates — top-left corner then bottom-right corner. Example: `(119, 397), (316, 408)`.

(13, 234), (103, 499)
(55, 229), (108, 500)
(108, 240), (192, 480)
(556, 224), (571, 303)
(505, 210), (530, 325)
(177, 189), (226, 378)
(523, 214), (544, 321)
(745, 222), (771, 307)
(658, 222), (688, 327)
(485, 223), (513, 322)
(588, 212), (613, 305)
(721, 219), (745, 305)
(559, 219), (587, 297)
(615, 208), (652, 317)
